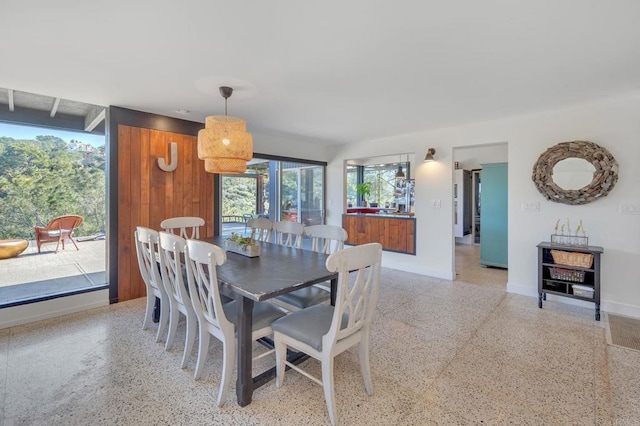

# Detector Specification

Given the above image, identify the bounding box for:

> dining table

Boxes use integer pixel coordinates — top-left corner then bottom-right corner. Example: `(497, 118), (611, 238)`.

(200, 235), (338, 407)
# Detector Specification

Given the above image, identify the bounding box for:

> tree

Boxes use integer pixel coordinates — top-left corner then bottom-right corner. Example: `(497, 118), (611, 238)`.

(0, 136), (106, 239)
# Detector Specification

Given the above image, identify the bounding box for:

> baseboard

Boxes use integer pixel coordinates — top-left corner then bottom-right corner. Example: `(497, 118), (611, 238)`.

(382, 259), (453, 280)
(507, 282), (640, 319)
(601, 300), (640, 319)
(0, 289), (109, 329)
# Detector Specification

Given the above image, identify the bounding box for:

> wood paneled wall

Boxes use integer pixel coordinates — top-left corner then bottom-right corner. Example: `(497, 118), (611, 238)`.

(116, 124), (214, 302)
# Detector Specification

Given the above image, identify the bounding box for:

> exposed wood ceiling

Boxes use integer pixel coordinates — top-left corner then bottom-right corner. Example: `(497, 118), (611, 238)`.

(0, 87), (105, 134)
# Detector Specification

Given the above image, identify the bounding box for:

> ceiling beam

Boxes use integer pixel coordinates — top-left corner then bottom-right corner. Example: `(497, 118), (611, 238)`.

(50, 97), (61, 118)
(84, 105), (106, 132)
(8, 89), (14, 112)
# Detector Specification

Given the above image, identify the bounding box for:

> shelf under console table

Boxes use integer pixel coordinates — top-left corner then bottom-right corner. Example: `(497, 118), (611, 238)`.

(537, 241), (603, 321)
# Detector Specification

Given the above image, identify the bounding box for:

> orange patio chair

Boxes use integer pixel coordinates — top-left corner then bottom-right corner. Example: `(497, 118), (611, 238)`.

(35, 215), (84, 253)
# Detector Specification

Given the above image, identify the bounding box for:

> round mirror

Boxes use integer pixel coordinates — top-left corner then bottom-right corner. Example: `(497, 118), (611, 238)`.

(552, 158), (596, 190)
(532, 141), (618, 205)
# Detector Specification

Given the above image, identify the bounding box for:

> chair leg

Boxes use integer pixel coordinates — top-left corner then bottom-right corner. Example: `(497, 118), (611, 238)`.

(216, 339), (235, 407)
(69, 237), (80, 250)
(275, 333), (286, 388)
(143, 294), (155, 330)
(165, 306), (179, 350)
(358, 338), (374, 395)
(194, 329), (210, 380)
(155, 297), (169, 343)
(181, 315), (197, 369)
(322, 356), (337, 426)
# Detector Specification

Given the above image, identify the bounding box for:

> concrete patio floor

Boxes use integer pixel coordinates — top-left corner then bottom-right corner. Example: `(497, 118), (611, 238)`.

(0, 239), (106, 305)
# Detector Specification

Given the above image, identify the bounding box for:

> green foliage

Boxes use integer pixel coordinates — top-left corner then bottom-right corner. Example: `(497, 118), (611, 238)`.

(0, 136), (106, 239)
(355, 182), (373, 198)
(221, 176), (259, 216)
(228, 232), (256, 246)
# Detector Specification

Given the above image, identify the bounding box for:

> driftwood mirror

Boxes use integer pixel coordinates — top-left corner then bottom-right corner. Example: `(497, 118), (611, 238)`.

(532, 141), (618, 205)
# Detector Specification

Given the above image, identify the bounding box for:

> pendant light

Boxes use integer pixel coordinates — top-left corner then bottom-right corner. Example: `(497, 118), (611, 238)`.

(197, 86), (253, 174)
(395, 155), (405, 179)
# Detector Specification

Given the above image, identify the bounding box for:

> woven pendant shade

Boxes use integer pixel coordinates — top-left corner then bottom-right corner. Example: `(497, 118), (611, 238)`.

(197, 115), (253, 174)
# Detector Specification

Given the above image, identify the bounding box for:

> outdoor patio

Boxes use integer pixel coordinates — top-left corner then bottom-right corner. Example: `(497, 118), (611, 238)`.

(0, 222), (288, 306)
(0, 239), (106, 306)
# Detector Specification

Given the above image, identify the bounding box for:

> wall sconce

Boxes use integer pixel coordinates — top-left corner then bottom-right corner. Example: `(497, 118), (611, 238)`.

(424, 148), (436, 162)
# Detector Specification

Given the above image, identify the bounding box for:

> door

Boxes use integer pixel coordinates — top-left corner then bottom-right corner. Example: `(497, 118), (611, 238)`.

(280, 162), (324, 225)
(480, 163), (508, 268)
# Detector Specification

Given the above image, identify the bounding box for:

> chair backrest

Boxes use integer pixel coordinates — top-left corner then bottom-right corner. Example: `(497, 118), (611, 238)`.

(45, 215), (84, 232)
(184, 239), (233, 333)
(324, 243), (382, 349)
(274, 220), (304, 248)
(304, 225), (347, 254)
(247, 217), (274, 242)
(160, 216), (205, 239)
(134, 226), (164, 295)
(158, 231), (189, 308)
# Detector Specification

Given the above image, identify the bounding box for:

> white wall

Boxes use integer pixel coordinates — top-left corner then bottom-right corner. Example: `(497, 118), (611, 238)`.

(327, 94), (640, 318)
(254, 132), (332, 162)
(453, 143), (508, 170)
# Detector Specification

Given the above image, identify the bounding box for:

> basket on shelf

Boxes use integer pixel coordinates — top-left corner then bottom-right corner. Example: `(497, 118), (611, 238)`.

(550, 250), (594, 268)
(549, 267), (585, 282)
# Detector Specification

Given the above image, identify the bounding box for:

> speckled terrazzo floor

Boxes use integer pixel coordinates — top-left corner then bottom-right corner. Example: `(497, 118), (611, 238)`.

(1, 266), (639, 425)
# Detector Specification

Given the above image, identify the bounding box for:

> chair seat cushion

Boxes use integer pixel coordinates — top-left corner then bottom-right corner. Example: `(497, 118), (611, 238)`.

(272, 304), (339, 351)
(224, 300), (285, 332)
(275, 286), (330, 309)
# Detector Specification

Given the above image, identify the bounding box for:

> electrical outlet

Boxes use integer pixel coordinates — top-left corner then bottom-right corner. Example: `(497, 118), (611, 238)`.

(432, 199), (441, 209)
(619, 203), (640, 215)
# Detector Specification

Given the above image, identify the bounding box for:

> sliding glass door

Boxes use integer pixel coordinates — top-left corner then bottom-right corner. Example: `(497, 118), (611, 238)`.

(280, 161), (324, 225)
(219, 157), (325, 236)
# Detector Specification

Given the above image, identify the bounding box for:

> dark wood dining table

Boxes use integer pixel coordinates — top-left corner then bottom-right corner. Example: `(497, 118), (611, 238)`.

(201, 236), (338, 407)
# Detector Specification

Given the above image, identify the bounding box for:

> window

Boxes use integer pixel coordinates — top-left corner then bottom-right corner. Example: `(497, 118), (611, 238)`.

(218, 156), (326, 236)
(347, 161), (409, 207)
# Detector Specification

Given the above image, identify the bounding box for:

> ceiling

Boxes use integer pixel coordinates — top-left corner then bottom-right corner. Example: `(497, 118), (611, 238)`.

(1, 1), (640, 145)
(0, 87), (106, 133)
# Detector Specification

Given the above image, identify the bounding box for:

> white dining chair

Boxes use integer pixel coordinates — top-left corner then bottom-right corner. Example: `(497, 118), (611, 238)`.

(160, 216), (205, 239)
(158, 231), (197, 369)
(184, 239), (286, 406)
(274, 225), (348, 311)
(272, 242), (382, 426)
(274, 220), (304, 248)
(247, 217), (274, 242)
(134, 226), (170, 343)
(305, 225), (348, 254)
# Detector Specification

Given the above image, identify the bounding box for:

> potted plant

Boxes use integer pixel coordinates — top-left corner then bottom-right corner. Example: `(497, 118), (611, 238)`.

(226, 232), (260, 257)
(355, 182), (373, 207)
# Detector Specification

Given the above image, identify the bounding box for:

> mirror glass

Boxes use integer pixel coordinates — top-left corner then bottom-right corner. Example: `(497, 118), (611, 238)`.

(552, 158), (596, 190)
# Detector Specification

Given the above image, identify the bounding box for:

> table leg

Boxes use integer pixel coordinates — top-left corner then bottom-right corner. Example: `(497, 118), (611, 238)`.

(330, 276), (338, 306)
(153, 297), (160, 322)
(236, 296), (254, 407)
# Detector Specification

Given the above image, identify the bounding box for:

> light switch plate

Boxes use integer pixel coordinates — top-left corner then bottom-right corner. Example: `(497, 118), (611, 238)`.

(432, 199), (441, 209)
(521, 201), (540, 212)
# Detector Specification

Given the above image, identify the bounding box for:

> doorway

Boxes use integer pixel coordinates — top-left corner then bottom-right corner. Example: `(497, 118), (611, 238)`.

(452, 143), (508, 286)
